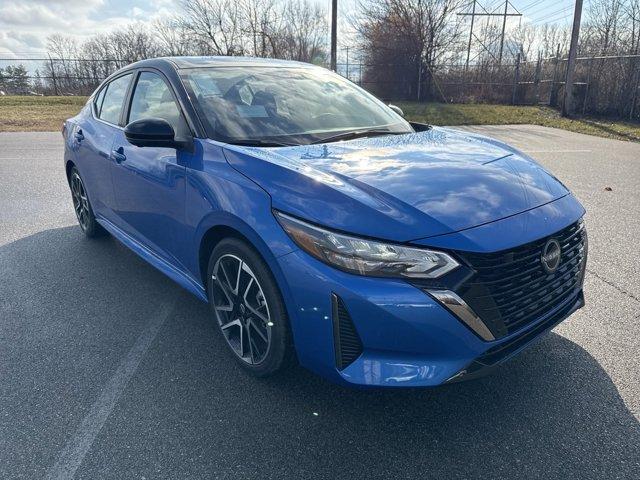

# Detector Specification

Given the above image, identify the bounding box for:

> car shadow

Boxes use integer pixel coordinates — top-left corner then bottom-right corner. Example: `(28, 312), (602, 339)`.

(1, 226), (638, 479)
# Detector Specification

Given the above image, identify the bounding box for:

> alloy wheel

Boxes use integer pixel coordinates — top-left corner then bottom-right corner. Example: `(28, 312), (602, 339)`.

(70, 171), (90, 231)
(211, 254), (273, 365)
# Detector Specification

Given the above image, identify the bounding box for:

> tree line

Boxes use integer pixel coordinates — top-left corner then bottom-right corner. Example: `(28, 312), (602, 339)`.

(1, 0), (639, 118)
(34, 0), (326, 95)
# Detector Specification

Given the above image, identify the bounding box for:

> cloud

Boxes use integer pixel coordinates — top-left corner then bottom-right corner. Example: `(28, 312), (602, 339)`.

(0, 0), (170, 56)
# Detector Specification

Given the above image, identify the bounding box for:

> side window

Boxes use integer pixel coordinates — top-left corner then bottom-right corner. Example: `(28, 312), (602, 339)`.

(93, 87), (106, 116)
(129, 72), (189, 138)
(98, 73), (133, 125)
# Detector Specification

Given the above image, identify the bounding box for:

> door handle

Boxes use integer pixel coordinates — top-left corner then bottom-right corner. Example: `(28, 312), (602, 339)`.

(74, 129), (84, 142)
(111, 147), (127, 164)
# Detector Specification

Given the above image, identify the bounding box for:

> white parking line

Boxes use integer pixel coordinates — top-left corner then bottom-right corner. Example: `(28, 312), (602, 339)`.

(45, 299), (176, 480)
(522, 149), (593, 153)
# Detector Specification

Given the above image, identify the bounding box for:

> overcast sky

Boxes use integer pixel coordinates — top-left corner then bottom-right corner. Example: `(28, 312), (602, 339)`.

(0, 0), (175, 57)
(0, 0), (575, 58)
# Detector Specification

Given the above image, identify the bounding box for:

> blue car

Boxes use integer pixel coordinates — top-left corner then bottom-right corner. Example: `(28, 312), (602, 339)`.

(63, 57), (587, 387)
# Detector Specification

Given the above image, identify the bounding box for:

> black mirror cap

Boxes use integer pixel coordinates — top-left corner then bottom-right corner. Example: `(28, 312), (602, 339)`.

(409, 121), (432, 132)
(388, 104), (405, 117)
(124, 118), (178, 149)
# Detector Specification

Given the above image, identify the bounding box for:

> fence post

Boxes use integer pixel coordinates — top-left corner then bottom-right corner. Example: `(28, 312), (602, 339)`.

(582, 57), (593, 115)
(47, 54), (59, 96)
(533, 52), (542, 104)
(345, 46), (350, 80)
(630, 58), (640, 121)
(550, 44), (561, 106)
(417, 62), (422, 101)
(512, 53), (521, 105)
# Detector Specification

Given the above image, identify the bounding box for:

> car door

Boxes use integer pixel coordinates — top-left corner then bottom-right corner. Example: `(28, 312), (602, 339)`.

(74, 72), (133, 220)
(110, 70), (190, 267)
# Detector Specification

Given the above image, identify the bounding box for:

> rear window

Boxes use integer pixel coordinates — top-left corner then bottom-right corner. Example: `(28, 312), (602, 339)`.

(98, 73), (132, 125)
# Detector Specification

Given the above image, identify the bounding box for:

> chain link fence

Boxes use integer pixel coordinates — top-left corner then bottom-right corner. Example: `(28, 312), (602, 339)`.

(339, 54), (640, 120)
(2, 55), (639, 120)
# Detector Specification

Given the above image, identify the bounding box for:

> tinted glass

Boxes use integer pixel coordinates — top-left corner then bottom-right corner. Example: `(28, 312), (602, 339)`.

(129, 72), (188, 138)
(99, 73), (132, 125)
(181, 67), (411, 144)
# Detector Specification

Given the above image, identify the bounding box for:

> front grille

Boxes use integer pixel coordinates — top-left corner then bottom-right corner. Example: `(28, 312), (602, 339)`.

(331, 294), (363, 370)
(447, 290), (585, 383)
(455, 220), (587, 339)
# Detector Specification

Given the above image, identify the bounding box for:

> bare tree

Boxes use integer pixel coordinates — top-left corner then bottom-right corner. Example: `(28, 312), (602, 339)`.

(623, 0), (640, 53)
(279, 0), (327, 61)
(356, 0), (465, 99)
(178, 0), (244, 55)
(584, 0), (624, 54)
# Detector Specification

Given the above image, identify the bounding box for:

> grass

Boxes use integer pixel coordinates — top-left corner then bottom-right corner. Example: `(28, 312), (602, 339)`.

(1, 95), (639, 142)
(398, 102), (640, 142)
(0, 96), (88, 132)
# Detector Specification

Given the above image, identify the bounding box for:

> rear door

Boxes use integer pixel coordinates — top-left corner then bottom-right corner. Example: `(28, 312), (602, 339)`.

(74, 72), (133, 220)
(110, 69), (190, 267)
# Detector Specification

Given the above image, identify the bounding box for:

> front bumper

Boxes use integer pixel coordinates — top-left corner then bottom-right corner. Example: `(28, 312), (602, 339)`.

(277, 248), (585, 388)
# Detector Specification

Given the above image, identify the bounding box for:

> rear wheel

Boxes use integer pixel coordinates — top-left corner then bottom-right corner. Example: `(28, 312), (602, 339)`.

(207, 238), (295, 376)
(69, 167), (105, 238)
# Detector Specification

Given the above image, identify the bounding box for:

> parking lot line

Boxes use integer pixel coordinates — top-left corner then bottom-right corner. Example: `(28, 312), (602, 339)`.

(45, 298), (177, 480)
(522, 149), (593, 153)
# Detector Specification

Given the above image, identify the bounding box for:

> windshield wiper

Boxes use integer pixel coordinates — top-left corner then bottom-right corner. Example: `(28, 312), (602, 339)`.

(310, 129), (406, 145)
(226, 138), (298, 147)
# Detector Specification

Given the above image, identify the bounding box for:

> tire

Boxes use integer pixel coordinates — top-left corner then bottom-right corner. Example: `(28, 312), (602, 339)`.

(207, 237), (295, 377)
(69, 166), (106, 238)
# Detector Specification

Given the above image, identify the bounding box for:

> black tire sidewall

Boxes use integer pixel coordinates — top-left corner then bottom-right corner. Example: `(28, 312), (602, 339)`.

(207, 237), (294, 376)
(69, 167), (105, 238)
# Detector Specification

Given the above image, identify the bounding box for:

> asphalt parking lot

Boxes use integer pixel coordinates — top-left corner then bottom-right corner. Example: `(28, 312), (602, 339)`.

(1, 125), (639, 480)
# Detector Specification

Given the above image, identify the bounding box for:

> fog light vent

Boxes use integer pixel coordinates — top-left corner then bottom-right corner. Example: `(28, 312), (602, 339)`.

(331, 294), (363, 370)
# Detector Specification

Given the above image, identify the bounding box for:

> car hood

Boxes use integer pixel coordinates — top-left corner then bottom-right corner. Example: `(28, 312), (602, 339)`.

(222, 127), (570, 242)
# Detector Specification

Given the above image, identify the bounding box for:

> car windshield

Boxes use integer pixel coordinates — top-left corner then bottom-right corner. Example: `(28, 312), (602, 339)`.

(180, 66), (413, 145)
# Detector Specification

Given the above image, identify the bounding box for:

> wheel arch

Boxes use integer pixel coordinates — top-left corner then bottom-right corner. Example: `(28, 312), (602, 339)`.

(195, 213), (295, 302)
(65, 159), (76, 183)
(199, 224), (249, 288)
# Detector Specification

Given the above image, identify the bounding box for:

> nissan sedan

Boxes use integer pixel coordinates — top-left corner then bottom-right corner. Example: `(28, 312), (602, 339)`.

(63, 56), (587, 387)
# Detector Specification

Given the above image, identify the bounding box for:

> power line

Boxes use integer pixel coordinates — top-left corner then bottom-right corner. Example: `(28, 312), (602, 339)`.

(529, 9), (574, 25)
(527, 2), (563, 17)
(520, 0), (549, 11)
(458, 1), (522, 66)
(530, 5), (574, 23)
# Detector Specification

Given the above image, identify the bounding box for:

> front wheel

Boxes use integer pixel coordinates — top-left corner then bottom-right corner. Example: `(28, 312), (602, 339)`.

(69, 167), (105, 238)
(207, 238), (295, 376)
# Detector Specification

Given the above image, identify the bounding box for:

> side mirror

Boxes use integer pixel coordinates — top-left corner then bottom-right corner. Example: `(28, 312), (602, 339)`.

(388, 104), (405, 117)
(124, 118), (184, 149)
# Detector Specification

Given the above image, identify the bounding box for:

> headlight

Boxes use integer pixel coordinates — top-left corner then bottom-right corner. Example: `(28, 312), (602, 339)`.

(274, 211), (459, 279)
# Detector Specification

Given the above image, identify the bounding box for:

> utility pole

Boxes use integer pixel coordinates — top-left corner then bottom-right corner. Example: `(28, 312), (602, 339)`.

(330, 0), (337, 71)
(457, 1), (521, 67)
(562, 0), (583, 117)
(465, 0), (476, 70)
(498, 0), (509, 66)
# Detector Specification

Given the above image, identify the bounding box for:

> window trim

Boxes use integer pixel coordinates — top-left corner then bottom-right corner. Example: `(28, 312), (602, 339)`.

(123, 67), (195, 137)
(92, 85), (107, 118)
(90, 70), (135, 130)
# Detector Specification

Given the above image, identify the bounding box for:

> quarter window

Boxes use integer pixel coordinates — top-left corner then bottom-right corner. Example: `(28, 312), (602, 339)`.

(93, 87), (106, 116)
(129, 72), (189, 138)
(98, 73), (133, 125)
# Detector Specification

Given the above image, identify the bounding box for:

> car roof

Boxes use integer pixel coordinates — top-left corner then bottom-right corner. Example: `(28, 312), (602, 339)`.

(128, 56), (319, 71)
